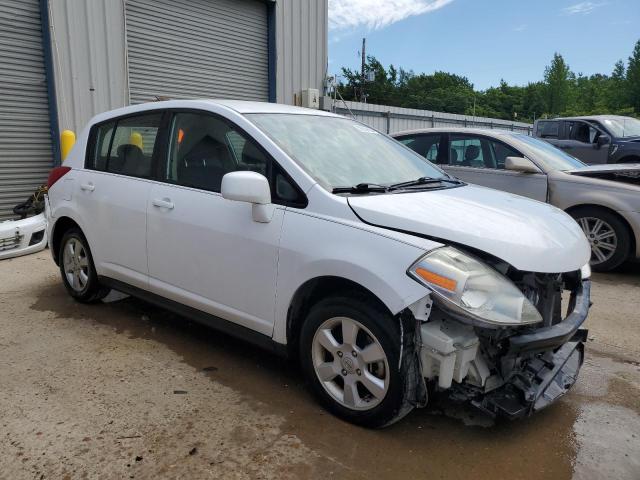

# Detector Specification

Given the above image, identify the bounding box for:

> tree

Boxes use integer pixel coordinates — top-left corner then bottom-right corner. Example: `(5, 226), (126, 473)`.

(607, 60), (628, 111)
(627, 40), (640, 113)
(544, 53), (571, 115)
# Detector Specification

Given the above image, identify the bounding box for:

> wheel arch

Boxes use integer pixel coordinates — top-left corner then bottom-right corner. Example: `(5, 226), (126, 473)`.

(285, 276), (394, 358)
(565, 203), (636, 258)
(50, 216), (83, 265)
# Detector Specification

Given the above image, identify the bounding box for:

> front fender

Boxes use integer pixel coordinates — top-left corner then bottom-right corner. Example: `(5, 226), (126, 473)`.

(272, 209), (437, 344)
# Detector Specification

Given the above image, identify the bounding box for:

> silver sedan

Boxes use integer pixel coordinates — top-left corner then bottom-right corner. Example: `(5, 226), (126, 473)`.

(392, 128), (640, 272)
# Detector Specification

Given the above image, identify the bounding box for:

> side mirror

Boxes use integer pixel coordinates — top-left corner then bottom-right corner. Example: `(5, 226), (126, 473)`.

(505, 156), (541, 174)
(596, 135), (610, 148)
(221, 171), (274, 223)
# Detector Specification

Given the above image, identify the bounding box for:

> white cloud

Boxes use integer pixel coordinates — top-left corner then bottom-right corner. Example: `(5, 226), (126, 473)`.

(328, 0), (454, 31)
(562, 1), (608, 15)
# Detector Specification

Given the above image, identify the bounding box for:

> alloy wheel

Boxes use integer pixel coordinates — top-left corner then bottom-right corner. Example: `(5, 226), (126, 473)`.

(311, 316), (390, 411)
(62, 237), (90, 292)
(577, 216), (618, 265)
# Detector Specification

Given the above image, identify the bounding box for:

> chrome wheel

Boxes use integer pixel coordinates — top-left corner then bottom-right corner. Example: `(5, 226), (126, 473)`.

(311, 316), (390, 411)
(62, 237), (89, 292)
(578, 216), (618, 265)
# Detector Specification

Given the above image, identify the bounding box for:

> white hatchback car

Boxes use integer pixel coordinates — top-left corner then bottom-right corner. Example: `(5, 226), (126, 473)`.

(47, 100), (592, 427)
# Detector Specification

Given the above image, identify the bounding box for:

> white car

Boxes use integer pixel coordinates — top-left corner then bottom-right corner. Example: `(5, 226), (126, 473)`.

(46, 100), (591, 427)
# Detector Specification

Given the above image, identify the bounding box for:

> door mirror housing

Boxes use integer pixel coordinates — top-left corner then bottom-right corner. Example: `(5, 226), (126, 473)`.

(221, 171), (274, 223)
(596, 134), (611, 148)
(505, 156), (541, 174)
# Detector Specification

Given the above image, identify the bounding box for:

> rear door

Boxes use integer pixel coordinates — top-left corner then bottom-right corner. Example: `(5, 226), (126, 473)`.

(444, 133), (548, 202)
(76, 111), (164, 288)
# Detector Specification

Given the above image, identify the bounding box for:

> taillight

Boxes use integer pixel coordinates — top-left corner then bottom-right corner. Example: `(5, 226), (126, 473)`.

(47, 166), (71, 189)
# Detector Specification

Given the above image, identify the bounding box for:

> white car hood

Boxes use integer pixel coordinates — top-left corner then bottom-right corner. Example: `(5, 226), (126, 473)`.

(348, 185), (590, 273)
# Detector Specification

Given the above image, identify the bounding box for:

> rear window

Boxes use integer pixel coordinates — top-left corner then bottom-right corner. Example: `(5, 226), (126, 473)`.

(87, 112), (163, 178)
(537, 121), (559, 139)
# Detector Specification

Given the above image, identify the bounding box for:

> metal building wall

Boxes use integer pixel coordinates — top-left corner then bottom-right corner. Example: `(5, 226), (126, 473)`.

(275, 0), (328, 104)
(48, 0), (128, 135)
(0, 0), (54, 219)
(48, 0), (328, 134)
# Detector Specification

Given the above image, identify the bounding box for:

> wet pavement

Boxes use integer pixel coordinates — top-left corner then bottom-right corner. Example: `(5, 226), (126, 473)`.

(1, 251), (639, 479)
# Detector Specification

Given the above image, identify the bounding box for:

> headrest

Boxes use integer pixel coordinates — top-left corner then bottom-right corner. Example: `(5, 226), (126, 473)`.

(117, 144), (144, 158)
(464, 145), (480, 162)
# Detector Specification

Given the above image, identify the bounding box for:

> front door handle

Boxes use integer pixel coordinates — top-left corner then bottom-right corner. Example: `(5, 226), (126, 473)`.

(80, 183), (95, 192)
(152, 198), (174, 210)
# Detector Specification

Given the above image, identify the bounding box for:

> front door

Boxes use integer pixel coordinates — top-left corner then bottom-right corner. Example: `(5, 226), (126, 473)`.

(557, 121), (609, 164)
(444, 133), (548, 202)
(146, 111), (285, 335)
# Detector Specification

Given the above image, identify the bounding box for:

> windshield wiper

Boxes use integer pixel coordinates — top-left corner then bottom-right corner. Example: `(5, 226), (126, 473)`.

(388, 176), (464, 190)
(332, 183), (390, 194)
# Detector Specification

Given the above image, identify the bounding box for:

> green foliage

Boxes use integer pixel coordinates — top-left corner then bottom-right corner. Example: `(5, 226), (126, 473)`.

(336, 39), (640, 122)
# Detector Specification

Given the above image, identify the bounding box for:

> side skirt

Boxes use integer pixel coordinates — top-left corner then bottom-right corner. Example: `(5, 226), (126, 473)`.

(98, 276), (288, 357)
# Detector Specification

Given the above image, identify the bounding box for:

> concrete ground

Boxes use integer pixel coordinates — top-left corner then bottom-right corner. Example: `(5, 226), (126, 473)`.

(1, 251), (639, 480)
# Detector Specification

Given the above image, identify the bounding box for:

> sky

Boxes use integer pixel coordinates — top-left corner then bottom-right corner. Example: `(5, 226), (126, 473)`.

(328, 0), (640, 90)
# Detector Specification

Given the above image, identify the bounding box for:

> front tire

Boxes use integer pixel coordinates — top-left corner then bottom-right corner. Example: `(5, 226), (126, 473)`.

(570, 207), (631, 272)
(299, 295), (417, 428)
(59, 228), (109, 302)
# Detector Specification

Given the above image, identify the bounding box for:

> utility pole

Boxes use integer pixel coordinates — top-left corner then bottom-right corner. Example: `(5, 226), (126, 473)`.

(360, 37), (366, 102)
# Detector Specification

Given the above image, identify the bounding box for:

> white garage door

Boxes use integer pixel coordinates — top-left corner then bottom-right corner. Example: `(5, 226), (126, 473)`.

(125, 0), (269, 104)
(0, 0), (53, 220)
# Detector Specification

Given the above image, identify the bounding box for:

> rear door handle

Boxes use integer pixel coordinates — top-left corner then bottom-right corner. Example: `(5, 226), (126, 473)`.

(80, 183), (95, 192)
(152, 198), (174, 210)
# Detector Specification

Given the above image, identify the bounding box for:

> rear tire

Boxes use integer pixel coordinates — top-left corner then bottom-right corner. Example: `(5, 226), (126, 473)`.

(58, 228), (109, 303)
(299, 295), (417, 428)
(570, 207), (631, 272)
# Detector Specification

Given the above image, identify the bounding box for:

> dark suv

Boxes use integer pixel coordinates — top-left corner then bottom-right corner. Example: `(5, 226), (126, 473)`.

(534, 115), (640, 164)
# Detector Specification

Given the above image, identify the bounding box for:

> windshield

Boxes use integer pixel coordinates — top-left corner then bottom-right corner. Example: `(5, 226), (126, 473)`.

(598, 117), (640, 138)
(510, 134), (586, 171)
(248, 114), (448, 190)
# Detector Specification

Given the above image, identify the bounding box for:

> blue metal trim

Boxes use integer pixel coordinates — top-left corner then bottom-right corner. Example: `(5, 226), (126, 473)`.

(266, 1), (277, 103)
(39, 0), (61, 166)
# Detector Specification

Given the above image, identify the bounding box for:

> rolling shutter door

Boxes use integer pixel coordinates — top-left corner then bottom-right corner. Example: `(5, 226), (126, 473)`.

(0, 0), (53, 220)
(125, 0), (269, 104)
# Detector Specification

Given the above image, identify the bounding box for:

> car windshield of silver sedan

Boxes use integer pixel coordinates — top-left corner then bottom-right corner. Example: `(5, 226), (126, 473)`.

(248, 114), (451, 192)
(511, 134), (586, 171)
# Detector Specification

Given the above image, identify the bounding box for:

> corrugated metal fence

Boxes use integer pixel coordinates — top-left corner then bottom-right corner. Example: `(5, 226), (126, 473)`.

(333, 100), (533, 135)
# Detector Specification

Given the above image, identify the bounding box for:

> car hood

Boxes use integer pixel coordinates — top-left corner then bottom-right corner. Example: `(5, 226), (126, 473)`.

(566, 164), (640, 187)
(347, 185), (590, 273)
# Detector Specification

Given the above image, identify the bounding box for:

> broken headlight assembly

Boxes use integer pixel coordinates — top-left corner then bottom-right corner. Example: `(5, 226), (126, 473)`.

(407, 247), (542, 327)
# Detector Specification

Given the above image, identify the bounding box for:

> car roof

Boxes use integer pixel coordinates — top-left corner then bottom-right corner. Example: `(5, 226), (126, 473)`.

(391, 127), (525, 138)
(88, 99), (339, 125)
(539, 115), (632, 122)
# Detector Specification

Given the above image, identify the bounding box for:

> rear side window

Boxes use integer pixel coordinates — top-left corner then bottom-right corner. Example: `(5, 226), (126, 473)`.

(399, 134), (444, 164)
(87, 112), (162, 178)
(537, 121), (559, 139)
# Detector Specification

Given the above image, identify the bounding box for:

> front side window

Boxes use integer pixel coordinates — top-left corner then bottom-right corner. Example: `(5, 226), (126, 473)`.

(165, 113), (268, 192)
(450, 135), (486, 168)
(248, 114), (447, 190)
(488, 139), (523, 169)
(88, 113), (162, 178)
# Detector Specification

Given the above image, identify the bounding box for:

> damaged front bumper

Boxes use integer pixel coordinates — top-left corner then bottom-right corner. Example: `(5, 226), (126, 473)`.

(0, 213), (48, 260)
(416, 279), (591, 419)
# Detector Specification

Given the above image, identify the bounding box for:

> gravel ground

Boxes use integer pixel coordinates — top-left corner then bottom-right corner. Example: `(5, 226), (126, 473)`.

(1, 250), (639, 480)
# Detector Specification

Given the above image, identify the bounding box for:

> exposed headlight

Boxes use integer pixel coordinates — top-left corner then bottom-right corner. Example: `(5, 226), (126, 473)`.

(407, 247), (542, 327)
